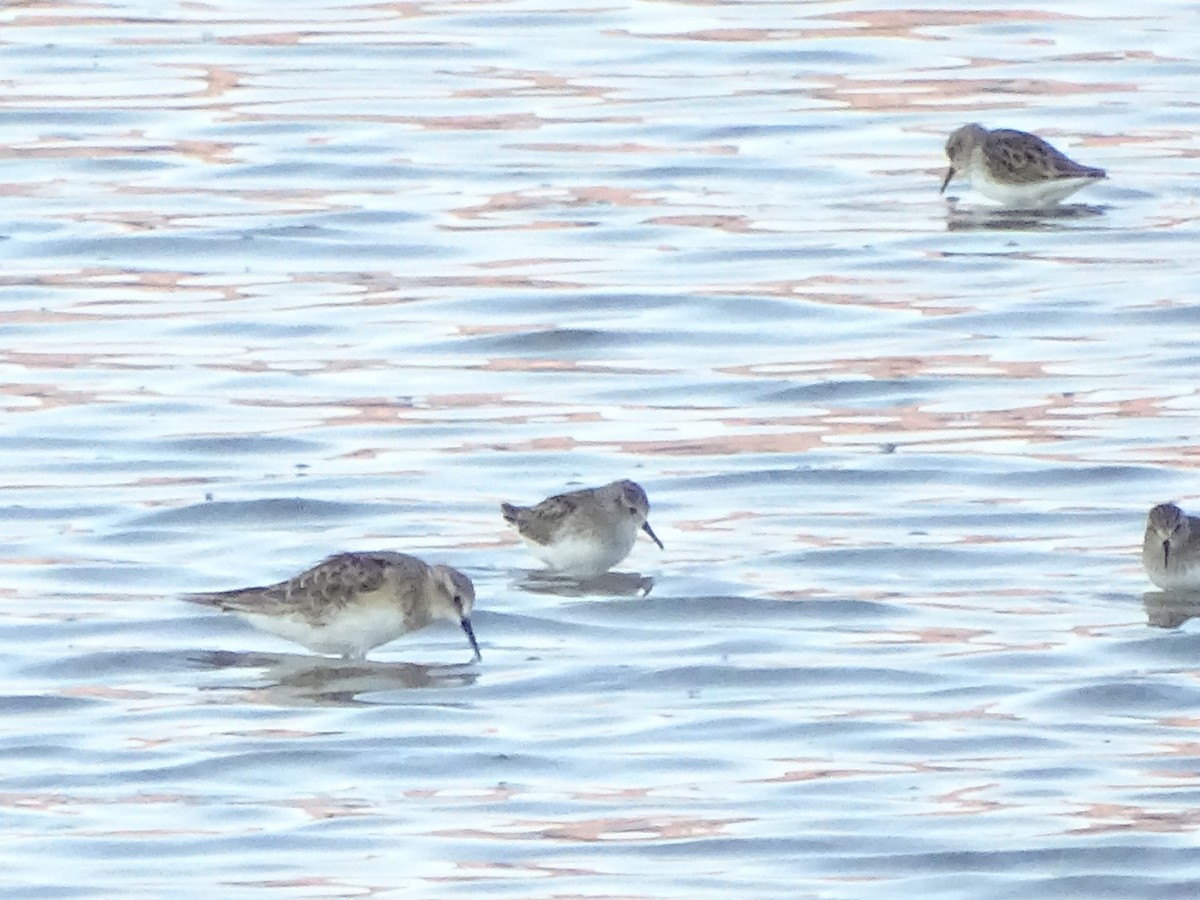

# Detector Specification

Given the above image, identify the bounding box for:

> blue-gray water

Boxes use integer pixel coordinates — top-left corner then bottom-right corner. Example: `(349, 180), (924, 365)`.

(3, 1), (1200, 897)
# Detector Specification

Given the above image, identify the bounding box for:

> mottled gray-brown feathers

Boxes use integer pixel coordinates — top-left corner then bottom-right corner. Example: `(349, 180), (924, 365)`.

(501, 493), (582, 546)
(187, 550), (427, 625)
(980, 127), (1106, 183)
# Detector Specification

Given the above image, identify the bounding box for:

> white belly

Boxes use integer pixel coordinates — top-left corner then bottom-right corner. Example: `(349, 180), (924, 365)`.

(527, 527), (638, 577)
(239, 603), (413, 659)
(971, 171), (1100, 208)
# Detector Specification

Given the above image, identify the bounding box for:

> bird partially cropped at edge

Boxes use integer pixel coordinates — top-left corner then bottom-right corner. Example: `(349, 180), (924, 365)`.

(185, 550), (481, 661)
(1142, 502), (1200, 593)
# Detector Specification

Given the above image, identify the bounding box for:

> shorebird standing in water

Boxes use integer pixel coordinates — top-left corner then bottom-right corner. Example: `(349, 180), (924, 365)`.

(186, 551), (481, 661)
(501, 479), (664, 577)
(1143, 502), (1200, 593)
(940, 123), (1106, 208)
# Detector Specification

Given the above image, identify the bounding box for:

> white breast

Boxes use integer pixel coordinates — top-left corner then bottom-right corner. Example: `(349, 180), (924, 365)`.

(1147, 565), (1200, 593)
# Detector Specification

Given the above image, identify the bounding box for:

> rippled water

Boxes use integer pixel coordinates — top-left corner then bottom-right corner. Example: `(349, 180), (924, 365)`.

(4, 1), (1200, 897)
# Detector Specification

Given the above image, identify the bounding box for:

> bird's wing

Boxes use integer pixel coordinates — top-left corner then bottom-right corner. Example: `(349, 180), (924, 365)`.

(186, 551), (398, 620)
(988, 129), (1103, 182)
(515, 491), (585, 545)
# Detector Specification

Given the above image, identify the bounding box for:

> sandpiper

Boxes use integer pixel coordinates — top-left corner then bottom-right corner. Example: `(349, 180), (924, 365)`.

(1142, 502), (1200, 592)
(940, 123), (1106, 208)
(501, 479), (664, 577)
(186, 551), (480, 660)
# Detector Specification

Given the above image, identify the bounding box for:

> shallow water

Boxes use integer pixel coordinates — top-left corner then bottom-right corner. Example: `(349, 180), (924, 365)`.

(3, 0), (1200, 897)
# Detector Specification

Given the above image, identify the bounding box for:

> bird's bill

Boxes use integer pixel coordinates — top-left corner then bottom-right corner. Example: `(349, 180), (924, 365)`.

(641, 520), (665, 550)
(1163, 540), (1171, 567)
(460, 616), (482, 662)
(940, 166), (955, 194)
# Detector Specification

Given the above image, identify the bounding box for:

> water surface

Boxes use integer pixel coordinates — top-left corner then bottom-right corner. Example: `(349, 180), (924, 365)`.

(2, 1), (1200, 897)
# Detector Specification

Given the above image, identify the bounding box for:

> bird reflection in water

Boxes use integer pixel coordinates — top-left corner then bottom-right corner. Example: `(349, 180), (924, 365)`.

(944, 202), (1105, 233)
(189, 650), (479, 706)
(1142, 592), (1200, 630)
(512, 570), (655, 599)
